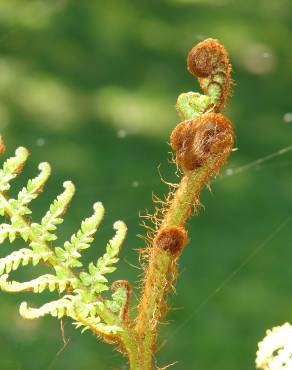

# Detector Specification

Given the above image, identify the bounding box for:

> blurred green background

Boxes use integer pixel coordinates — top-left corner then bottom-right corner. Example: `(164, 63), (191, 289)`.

(0, 0), (291, 369)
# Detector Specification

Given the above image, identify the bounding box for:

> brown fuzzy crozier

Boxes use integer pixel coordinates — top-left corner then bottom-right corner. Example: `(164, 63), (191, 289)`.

(170, 113), (234, 173)
(187, 38), (229, 77)
(187, 38), (232, 111)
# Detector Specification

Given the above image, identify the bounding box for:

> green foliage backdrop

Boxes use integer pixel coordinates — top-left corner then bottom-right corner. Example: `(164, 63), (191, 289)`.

(0, 1), (291, 369)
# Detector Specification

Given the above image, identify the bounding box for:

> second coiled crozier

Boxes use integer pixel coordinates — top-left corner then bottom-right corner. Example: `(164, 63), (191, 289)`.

(170, 113), (233, 173)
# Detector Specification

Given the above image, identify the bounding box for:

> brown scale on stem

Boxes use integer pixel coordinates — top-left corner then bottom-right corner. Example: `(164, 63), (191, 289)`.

(154, 225), (188, 259)
(170, 112), (234, 173)
(136, 227), (187, 329)
(187, 38), (232, 111)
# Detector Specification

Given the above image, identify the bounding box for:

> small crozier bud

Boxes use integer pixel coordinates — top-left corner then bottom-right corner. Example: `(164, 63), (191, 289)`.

(154, 225), (188, 258)
(187, 38), (232, 111)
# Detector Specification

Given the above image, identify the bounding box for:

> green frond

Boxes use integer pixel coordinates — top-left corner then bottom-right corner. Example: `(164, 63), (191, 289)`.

(0, 141), (128, 340)
(29, 181), (75, 248)
(12, 162), (51, 214)
(0, 248), (52, 274)
(56, 202), (105, 268)
(41, 180), (75, 233)
(0, 147), (29, 192)
(20, 295), (122, 335)
(19, 296), (75, 319)
(0, 273), (79, 293)
(97, 221), (127, 274)
(79, 221), (127, 294)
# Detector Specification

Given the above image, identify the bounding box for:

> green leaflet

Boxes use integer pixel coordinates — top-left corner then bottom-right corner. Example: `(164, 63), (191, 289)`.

(0, 248), (52, 274)
(0, 144), (128, 337)
(20, 295), (121, 334)
(0, 147), (29, 192)
(19, 296), (75, 319)
(55, 202), (105, 268)
(0, 274), (79, 293)
(80, 221), (127, 294)
(9, 162), (51, 216)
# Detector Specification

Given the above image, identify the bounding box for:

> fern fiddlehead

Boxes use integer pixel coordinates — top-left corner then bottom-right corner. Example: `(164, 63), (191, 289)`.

(135, 38), (234, 368)
(0, 38), (235, 370)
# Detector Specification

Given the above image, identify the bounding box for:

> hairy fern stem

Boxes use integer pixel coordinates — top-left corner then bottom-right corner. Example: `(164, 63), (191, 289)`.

(129, 38), (234, 369)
